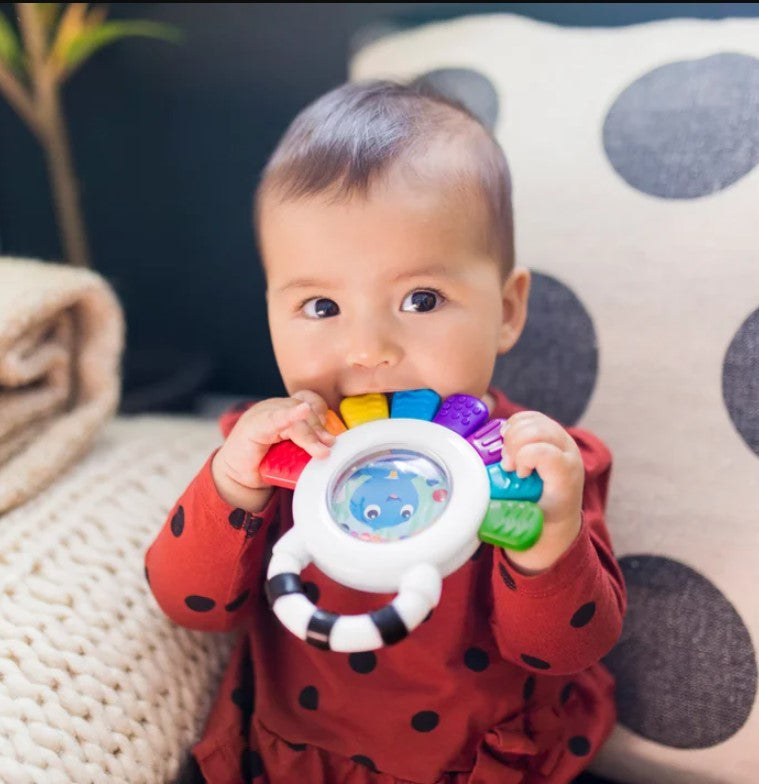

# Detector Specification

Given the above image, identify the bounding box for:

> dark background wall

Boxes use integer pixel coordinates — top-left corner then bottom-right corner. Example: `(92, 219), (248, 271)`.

(1, 3), (757, 411)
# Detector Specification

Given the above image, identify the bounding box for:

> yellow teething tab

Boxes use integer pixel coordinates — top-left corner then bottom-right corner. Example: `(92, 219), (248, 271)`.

(339, 393), (389, 429)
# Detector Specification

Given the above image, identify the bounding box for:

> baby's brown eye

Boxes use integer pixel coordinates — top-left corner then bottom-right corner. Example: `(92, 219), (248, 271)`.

(303, 297), (340, 318)
(401, 290), (443, 313)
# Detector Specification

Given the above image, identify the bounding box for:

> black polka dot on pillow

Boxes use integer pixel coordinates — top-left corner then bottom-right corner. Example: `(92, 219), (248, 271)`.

(410, 68), (499, 130)
(723, 307), (759, 458)
(604, 555), (757, 748)
(492, 272), (597, 425)
(603, 53), (759, 198)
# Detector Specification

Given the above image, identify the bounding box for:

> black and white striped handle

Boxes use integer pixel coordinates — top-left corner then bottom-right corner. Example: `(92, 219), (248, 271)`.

(265, 530), (442, 652)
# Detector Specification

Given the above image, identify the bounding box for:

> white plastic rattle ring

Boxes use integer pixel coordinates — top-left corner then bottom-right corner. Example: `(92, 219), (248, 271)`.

(262, 390), (544, 652)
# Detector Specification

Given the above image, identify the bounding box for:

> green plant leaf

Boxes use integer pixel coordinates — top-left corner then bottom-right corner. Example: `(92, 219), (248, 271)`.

(63, 19), (183, 74)
(0, 10), (22, 71)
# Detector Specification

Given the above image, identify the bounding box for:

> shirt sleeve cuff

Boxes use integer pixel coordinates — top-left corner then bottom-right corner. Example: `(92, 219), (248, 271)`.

(503, 513), (594, 598)
(193, 448), (281, 527)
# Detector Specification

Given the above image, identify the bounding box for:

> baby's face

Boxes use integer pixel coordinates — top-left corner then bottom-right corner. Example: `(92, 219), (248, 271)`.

(260, 176), (528, 414)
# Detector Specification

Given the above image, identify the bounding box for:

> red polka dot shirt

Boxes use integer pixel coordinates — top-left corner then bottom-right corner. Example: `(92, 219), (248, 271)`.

(145, 388), (626, 784)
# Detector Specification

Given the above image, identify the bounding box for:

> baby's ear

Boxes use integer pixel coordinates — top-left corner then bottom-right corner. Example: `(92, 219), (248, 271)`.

(497, 267), (530, 354)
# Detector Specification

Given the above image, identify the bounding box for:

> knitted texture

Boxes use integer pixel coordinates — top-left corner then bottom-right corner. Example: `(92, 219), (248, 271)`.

(0, 415), (235, 784)
(0, 257), (124, 514)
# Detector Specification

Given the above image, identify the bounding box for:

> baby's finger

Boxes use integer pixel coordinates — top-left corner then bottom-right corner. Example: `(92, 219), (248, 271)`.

(282, 418), (333, 459)
(249, 400), (313, 444)
(501, 419), (566, 469)
(511, 441), (566, 481)
(292, 389), (329, 424)
(291, 390), (336, 445)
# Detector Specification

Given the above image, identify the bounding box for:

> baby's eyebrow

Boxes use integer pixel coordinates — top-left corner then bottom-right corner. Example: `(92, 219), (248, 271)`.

(275, 263), (456, 294)
(391, 263), (454, 282)
(275, 277), (337, 294)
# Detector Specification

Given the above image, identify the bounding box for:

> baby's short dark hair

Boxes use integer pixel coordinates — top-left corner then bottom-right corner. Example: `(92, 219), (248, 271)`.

(255, 79), (514, 274)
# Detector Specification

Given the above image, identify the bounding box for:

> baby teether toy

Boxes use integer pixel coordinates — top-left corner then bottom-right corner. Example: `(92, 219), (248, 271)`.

(262, 391), (543, 652)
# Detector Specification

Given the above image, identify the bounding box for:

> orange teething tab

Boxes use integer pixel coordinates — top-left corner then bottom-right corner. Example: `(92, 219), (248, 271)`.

(324, 409), (347, 436)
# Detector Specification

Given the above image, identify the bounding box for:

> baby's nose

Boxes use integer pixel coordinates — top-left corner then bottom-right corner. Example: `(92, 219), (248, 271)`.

(345, 322), (402, 368)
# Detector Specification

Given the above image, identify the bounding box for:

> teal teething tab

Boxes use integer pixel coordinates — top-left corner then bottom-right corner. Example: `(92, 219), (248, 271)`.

(487, 464), (543, 502)
(390, 389), (442, 421)
(478, 500), (543, 551)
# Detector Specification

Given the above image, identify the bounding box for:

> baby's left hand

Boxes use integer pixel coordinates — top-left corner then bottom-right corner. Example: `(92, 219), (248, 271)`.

(500, 411), (584, 574)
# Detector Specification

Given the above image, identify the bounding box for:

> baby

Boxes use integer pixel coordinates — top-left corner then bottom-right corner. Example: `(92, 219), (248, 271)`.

(146, 80), (626, 784)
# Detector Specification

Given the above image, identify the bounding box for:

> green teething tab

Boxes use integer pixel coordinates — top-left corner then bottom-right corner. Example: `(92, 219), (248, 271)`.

(478, 500), (543, 551)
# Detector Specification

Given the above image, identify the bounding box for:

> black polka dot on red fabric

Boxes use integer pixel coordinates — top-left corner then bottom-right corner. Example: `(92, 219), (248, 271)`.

(411, 710), (439, 732)
(464, 647), (490, 672)
(225, 590), (250, 612)
(229, 508), (246, 530)
(240, 748), (264, 781)
(303, 581), (320, 604)
(229, 509), (263, 538)
(567, 736), (591, 757)
(570, 601), (596, 628)
(423, 609), (433, 623)
(560, 682), (574, 705)
(521, 654), (551, 670)
(349, 652), (377, 674)
(498, 561), (517, 591)
(185, 595), (215, 612)
(144, 565), (149, 584)
(523, 675), (536, 701)
(470, 543), (484, 561)
(351, 755), (378, 771)
(232, 686), (253, 719)
(284, 740), (306, 752)
(170, 506), (185, 537)
(299, 685), (319, 710)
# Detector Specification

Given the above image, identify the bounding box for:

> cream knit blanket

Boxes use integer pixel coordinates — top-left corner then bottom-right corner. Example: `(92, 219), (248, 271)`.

(0, 414), (235, 783)
(0, 258), (124, 514)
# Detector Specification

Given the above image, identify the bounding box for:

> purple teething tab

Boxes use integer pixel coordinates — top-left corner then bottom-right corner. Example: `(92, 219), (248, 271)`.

(433, 394), (490, 437)
(466, 418), (505, 464)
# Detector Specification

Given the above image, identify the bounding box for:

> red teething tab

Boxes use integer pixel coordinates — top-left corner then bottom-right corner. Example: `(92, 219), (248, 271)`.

(259, 441), (312, 489)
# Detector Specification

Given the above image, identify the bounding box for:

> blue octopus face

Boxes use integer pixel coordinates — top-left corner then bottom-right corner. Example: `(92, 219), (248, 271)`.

(348, 467), (419, 530)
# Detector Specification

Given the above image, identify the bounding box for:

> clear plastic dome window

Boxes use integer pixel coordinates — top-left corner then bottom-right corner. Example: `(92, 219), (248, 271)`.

(327, 448), (451, 542)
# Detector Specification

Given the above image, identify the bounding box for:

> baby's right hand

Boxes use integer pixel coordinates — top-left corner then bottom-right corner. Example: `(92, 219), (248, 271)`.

(211, 390), (335, 509)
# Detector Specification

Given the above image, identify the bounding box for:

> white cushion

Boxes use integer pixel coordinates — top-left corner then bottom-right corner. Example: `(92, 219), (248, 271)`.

(352, 14), (759, 784)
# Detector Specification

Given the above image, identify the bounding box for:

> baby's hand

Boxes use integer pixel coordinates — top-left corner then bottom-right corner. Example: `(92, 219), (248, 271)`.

(500, 411), (584, 574)
(211, 390), (335, 510)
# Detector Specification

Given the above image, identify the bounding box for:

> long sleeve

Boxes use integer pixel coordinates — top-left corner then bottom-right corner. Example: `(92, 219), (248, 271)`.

(145, 404), (282, 632)
(488, 389), (627, 675)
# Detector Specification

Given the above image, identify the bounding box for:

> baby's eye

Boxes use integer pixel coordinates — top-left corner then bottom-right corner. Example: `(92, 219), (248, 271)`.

(400, 289), (444, 313)
(302, 297), (340, 319)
